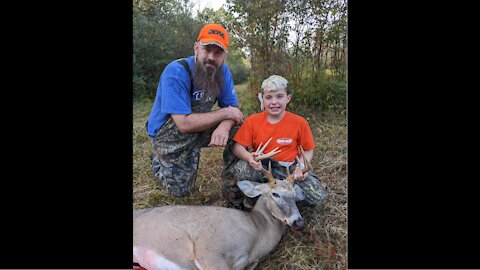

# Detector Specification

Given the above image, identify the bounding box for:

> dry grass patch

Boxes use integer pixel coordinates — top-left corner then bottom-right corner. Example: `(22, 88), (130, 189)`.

(133, 85), (346, 269)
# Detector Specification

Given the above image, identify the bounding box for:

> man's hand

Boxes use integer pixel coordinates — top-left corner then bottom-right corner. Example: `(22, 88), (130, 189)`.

(208, 119), (235, 147)
(224, 106), (243, 124)
(208, 125), (230, 147)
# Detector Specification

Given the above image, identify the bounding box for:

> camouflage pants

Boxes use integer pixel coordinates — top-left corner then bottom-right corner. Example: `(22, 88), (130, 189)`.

(151, 118), (221, 197)
(221, 128), (329, 207)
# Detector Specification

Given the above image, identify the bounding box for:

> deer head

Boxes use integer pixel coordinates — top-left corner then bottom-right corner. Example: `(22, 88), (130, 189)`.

(237, 176), (305, 231)
(237, 140), (313, 231)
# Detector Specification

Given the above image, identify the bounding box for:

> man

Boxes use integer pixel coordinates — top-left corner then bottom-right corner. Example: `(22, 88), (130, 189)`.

(146, 24), (243, 197)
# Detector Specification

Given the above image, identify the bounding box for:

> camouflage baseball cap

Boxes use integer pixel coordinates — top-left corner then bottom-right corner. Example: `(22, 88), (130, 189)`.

(261, 75), (289, 93)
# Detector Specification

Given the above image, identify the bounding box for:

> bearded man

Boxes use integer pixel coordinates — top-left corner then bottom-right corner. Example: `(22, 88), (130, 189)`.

(146, 24), (243, 197)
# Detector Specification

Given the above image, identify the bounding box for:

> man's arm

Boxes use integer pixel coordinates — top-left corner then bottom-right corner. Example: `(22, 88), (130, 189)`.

(171, 106), (243, 133)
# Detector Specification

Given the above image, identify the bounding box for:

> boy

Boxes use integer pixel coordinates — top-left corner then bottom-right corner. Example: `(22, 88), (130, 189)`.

(221, 75), (329, 209)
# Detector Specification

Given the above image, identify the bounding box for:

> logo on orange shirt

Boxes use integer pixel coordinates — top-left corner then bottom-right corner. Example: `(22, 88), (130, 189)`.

(276, 138), (293, 145)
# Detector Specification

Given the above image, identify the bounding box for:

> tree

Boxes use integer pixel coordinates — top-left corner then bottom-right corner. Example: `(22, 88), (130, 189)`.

(133, 0), (202, 99)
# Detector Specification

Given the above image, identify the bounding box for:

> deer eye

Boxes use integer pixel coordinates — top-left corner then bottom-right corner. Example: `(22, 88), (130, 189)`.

(272, 192), (280, 198)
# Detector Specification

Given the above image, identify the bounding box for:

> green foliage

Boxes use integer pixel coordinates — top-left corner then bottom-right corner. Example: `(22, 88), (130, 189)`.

(133, 74), (150, 100)
(243, 71), (346, 115)
(227, 0), (347, 96)
(226, 54), (250, 84)
(239, 89), (259, 117)
(133, 2), (251, 100)
(288, 73), (346, 114)
(228, 0), (291, 80)
(133, 0), (345, 111)
(133, 0), (203, 99)
(196, 7), (250, 85)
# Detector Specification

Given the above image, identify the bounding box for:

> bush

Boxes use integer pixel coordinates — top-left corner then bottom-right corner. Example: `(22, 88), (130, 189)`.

(288, 75), (346, 114)
(229, 61), (250, 85)
(226, 49), (250, 85)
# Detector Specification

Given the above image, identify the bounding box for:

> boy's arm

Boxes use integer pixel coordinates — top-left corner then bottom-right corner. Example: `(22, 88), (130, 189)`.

(233, 142), (262, 171)
(297, 149), (313, 166)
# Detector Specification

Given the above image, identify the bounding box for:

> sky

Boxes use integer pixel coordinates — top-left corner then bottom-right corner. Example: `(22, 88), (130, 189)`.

(193, 0), (227, 14)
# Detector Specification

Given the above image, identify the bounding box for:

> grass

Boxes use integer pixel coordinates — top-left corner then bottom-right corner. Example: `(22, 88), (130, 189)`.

(133, 83), (347, 269)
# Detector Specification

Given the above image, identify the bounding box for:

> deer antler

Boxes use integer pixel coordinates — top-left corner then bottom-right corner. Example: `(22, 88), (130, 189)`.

(286, 165), (294, 183)
(254, 137), (281, 161)
(287, 145), (313, 183)
(296, 145), (313, 173)
(260, 161), (276, 187)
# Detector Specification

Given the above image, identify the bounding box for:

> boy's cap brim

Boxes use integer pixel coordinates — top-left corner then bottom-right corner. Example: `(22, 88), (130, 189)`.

(261, 75), (289, 93)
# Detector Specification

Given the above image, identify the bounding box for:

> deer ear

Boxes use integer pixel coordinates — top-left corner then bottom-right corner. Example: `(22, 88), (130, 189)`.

(237, 181), (262, 198)
(294, 184), (306, 202)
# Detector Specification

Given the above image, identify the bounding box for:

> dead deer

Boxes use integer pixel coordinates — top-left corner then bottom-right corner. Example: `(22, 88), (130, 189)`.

(133, 141), (312, 270)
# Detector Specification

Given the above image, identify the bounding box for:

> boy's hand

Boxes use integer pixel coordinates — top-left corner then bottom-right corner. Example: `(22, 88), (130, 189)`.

(248, 153), (263, 171)
(293, 166), (308, 181)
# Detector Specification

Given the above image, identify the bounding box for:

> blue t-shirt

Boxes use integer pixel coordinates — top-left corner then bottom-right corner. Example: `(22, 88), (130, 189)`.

(146, 56), (239, 137)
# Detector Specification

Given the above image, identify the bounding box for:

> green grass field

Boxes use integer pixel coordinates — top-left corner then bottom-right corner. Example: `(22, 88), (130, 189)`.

(133, 83), (347, 269)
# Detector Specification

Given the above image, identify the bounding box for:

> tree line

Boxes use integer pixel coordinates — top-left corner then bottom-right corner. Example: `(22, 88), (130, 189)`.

(133, 0), (346, 113)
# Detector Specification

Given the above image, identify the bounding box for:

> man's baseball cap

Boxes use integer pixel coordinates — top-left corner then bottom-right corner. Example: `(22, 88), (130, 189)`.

(197, 24), (229, 52)
(261, 75), (289, 93)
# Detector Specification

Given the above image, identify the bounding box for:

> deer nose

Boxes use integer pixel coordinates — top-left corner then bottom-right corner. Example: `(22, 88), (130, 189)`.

(292, 218), (304, 231)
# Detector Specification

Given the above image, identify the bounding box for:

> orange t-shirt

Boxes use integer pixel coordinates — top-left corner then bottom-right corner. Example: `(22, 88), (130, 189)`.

(233, 111), (315, 162)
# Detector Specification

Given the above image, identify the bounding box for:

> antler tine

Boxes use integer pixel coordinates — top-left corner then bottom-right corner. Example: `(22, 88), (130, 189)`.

(286, 165), (295, 183)
(256, 147), (280, 160)
(258, 137), (272, 154)
(298, 145), (313, 173)
(260, 161), (276, 187)
(255, 141), (263, 154)
(254, 137), (281, 161)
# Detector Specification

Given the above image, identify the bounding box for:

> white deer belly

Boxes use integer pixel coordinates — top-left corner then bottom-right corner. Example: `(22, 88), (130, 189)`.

(133, 246), (185, 270)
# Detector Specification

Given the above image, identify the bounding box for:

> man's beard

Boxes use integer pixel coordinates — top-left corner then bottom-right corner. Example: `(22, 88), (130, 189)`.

(194, 58), (224, 97)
